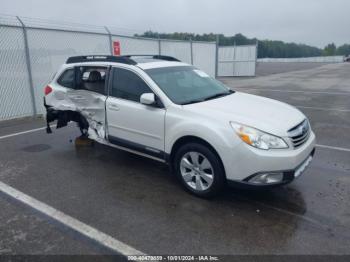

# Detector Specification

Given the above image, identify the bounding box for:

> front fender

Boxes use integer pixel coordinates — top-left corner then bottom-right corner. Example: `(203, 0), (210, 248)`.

(165, 117), (240, 155)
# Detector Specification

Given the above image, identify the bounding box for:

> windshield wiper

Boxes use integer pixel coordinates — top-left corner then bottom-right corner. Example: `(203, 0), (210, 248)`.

(203, 90), (234, 101)
(181, 90), (234, 105)
(181, 99), (204, 105)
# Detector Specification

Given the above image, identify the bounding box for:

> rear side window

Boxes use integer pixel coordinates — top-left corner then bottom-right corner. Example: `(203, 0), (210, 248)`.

(111, 68), (152, 102)
(75, 66), (107, 95)
(57, 69), (74, 88)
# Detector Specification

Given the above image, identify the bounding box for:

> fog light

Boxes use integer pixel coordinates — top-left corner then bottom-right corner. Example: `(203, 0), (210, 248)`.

(249, 172), (284, 184)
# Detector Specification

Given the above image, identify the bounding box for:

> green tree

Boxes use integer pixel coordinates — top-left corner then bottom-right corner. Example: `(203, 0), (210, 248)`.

(336, 44), (350, 56)
(323, 43), (337, 56)
(136, 31), (337, 58)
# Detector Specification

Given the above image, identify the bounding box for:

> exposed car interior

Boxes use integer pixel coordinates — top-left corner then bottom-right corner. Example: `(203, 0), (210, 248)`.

(77, 67), (107, 95)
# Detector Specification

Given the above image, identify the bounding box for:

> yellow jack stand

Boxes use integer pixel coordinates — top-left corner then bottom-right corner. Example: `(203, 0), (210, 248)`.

(75, 136), (94, 147)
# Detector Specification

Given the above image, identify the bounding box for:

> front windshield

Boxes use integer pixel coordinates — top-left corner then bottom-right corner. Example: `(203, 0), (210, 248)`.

(145, 66), (233, 105)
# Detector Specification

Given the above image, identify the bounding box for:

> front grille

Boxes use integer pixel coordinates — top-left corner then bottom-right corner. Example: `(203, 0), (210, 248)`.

(288, 119), (310, 149)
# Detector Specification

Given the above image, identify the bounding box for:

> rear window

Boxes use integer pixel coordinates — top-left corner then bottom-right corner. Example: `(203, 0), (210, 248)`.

(57, 69), (74, 88)
(57, 67), (108, 95)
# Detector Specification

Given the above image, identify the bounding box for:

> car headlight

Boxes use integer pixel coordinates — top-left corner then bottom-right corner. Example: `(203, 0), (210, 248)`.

(230, 122), (288, 150)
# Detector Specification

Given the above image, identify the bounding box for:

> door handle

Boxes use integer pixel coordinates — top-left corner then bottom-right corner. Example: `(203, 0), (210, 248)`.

(108, 104), (120, 111)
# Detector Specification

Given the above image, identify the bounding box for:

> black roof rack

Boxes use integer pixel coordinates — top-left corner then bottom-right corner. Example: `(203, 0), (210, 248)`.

(66, 55), (137, 65)
(66, 54), (181, 65)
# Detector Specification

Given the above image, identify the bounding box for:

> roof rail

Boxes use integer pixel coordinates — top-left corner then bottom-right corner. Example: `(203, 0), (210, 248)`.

(65, 54), (181, 65)
(125, 55), (181, 62)
(66, 55), (137, 65)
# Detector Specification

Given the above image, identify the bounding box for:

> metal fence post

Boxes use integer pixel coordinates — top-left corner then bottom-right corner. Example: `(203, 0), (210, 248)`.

(255, 39), (258, 76)
(190, 38), (193, 65)
(104, 26), (113, 55)
(158, 36), (161, 55)
(233, 41), (236, 77)
(17, 16), (37, 116)
(215, 35), (219, 78)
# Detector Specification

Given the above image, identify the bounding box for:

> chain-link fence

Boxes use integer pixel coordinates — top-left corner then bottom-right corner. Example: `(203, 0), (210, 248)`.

(0, 14), (217, 120)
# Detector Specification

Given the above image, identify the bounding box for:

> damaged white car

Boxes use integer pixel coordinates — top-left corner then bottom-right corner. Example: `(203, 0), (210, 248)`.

(44, 55), (316, 197)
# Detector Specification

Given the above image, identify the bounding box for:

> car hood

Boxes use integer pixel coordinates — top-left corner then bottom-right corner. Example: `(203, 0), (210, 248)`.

(183, 92), (306, 136)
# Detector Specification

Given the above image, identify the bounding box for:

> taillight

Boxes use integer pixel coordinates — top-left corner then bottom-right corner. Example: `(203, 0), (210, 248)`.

(44, 85), (53, 95)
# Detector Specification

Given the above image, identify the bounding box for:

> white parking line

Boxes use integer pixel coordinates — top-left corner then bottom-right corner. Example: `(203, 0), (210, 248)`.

(0, 126), (47, 140)
(296, 106), (350, 112)
(234, 87), (350, 96)
(0, 181), (145, 256)
(233, 88), (350, 112)
(316, 144), (350, 153)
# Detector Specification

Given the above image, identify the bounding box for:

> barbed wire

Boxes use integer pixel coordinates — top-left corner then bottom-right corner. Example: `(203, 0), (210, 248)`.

(0, 13), (147, 36)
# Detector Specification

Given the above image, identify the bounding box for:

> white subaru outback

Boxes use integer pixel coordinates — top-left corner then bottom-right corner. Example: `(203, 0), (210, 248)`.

(44, 55), (316, 197)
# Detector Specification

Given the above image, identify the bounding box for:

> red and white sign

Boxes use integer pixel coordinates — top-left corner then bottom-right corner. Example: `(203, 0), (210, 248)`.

(113, 41), (121, 56)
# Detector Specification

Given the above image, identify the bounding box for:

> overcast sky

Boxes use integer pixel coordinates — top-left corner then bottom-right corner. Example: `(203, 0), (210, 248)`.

(1, 0), (349, 48)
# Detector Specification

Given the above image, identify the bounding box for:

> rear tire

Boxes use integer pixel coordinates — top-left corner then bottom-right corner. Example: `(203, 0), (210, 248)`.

(174, 143), (226, 198)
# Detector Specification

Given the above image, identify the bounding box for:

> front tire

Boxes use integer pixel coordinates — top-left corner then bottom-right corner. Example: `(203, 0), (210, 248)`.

(174, 143), (226, 198)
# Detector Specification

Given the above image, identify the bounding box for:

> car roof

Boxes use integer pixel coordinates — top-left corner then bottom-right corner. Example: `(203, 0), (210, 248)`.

(137, 61), (189, 70)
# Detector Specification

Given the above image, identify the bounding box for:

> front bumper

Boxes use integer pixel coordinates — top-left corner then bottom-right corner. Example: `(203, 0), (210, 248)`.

(222, 130), (316, 187)
(227, 147), (315, 189)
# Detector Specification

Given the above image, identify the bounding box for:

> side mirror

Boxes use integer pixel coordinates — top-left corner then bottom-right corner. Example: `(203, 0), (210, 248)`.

(140, 93), (156, 105)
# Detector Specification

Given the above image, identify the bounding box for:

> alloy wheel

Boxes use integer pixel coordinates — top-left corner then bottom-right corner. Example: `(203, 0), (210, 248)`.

(180, 151), (214, 191)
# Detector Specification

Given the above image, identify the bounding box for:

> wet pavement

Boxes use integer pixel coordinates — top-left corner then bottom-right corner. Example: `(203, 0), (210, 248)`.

(0, 63), (350, 256)
(256, 62), (330, 76)
(0, 196), (113, 255)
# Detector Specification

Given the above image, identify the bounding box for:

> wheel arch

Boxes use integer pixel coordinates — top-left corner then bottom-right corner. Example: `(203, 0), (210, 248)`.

(169, 135), (226, 178)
